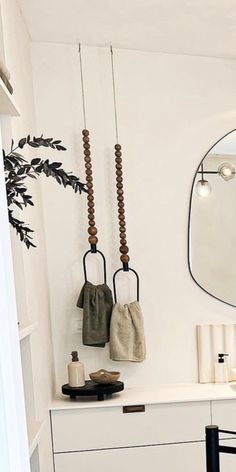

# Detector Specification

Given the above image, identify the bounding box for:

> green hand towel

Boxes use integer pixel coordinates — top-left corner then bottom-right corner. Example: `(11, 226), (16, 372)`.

(77, 281), (113, 347)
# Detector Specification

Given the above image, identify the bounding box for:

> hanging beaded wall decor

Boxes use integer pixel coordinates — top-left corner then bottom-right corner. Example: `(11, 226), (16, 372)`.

(110, 47), (140, 302)
(78, 44), (107, 280)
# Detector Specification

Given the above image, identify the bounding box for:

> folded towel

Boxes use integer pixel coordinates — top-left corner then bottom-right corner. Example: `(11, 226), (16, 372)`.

(110, 301), (146, 362)
(77, 281), (113, 347)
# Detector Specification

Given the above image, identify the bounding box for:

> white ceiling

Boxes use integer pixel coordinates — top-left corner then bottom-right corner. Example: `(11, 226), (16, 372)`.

(18, 0), (236, 58)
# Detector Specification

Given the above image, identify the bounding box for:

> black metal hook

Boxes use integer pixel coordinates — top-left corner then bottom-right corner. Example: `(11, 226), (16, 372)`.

(83, 249), (107, 284)
(113, 267), (140, 303)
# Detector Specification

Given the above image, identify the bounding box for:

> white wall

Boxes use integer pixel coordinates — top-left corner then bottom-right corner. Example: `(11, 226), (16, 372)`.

(31, 43), (236, 391)
(1, 1), (54, 470)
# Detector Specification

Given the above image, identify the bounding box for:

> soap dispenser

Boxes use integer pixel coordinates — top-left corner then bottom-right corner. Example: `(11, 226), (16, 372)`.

(68, 351), (85, 387)
(214, 353), (229, 383)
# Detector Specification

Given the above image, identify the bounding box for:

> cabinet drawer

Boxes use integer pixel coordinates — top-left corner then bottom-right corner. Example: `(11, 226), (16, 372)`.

(220, 439), (236, 471)
(54, 442), (205, 472)
(51, 401), (210, 452)
(212, 400), (236, 438)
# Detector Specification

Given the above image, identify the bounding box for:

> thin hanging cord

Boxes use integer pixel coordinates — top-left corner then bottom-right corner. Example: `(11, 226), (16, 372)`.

(201, 162), (204, 180)
(110, 46), (119, 144)
(78, 43), (87, 129)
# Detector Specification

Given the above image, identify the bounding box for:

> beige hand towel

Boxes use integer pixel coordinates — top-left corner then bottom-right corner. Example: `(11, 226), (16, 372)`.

(110, 301), (146, 362)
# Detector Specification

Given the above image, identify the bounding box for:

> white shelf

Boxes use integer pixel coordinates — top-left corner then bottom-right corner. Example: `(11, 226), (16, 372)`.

(0, 76), (19, 116)
(19, 321), (38, 341)
(28, 420), (44, 457)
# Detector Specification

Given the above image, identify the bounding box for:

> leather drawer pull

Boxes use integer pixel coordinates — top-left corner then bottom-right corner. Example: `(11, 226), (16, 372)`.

(123, 405), (145, 414)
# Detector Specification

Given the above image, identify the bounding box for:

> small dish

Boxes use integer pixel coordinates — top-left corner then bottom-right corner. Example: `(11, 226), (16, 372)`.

(89, 369), (120, 384)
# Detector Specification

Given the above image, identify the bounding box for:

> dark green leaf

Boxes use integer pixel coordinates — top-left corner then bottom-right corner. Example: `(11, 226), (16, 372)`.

(17, 168), (25, 175)
(28, 142), (39, 148)
(18, 138), (27, 149)
(17, 187), (26, 193)
(51, 162), (62, 169)
(31, 158), (41, 165)
(28, 174), (37, 179)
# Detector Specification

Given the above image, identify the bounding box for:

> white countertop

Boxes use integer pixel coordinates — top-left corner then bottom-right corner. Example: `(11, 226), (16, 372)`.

(50, 382), (236, 411)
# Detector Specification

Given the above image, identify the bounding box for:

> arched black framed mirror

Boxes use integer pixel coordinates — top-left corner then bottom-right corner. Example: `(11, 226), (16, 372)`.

(188, 129), (236, 307)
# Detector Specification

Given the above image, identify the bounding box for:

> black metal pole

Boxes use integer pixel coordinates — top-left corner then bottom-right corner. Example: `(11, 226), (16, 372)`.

(206, 425), (220, 472)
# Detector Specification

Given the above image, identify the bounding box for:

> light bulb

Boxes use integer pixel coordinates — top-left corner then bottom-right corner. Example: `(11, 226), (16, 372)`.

(195, 179), (211, 197)
(218, 162), (235, 181)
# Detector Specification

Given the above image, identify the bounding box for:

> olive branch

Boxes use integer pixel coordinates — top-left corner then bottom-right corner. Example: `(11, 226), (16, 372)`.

(4, 135), (86, 248)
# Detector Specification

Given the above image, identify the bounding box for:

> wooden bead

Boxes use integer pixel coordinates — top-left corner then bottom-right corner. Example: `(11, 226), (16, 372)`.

(88, 235), (98, 245)
(120, 238), (127, 245)
(117, 195), (124, 202)
(85, 163), (92, 169)
(87, 189), (94, 195)
(87, 195), (94, 202)
(121, 254), (130, 263)
(116, 178), (123, 184)
(88, 226), (97, 235)
(118, 202), (124, 208)
(84, 157), (91, 164)
(89, 220), (95, 226)
(82, 129), (89, 136)
(120, 245), (129, 254)
(119, 214), (125, 221)
(86, 177), (93, 184)
(115, 151), (122, 157)
(88, 202), (94, 209)
(115, 144), (121, 150)
(119, 221), (126, 228)
(83, 143), (90, 150)
(116, 163), (122, 170)
(83, 136), (90, 143)
(115, 157), (122, 164)
(117, 189), (123, 196)
(84, 150), (91, 157)
(87, 183), (93, 189)
(118, 210), (125, 216)
(116, 170), (123, 177)
(119, 232), (126, 239)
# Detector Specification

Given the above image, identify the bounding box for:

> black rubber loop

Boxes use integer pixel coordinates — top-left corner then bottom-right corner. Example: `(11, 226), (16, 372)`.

(83, 249), (107, 284)
(113, 267), (139, 303)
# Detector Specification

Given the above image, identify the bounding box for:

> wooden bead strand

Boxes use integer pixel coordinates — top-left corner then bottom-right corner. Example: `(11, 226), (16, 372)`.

(114, 143), (130, 267)
(82, 129), (98, 249)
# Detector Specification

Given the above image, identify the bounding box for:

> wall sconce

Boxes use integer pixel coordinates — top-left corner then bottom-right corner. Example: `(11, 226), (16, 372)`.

(195, 163), (212, 197)
(218, 162), (235, 181)
(196, 161), (235, 197)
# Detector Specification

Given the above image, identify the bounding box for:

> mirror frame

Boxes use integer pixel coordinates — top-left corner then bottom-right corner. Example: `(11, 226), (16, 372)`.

(187, 128), (236, 308)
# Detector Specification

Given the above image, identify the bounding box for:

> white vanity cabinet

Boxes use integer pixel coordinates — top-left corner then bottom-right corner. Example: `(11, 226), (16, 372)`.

(50, 398), (210, 472)
(50, 385), (236, 472)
